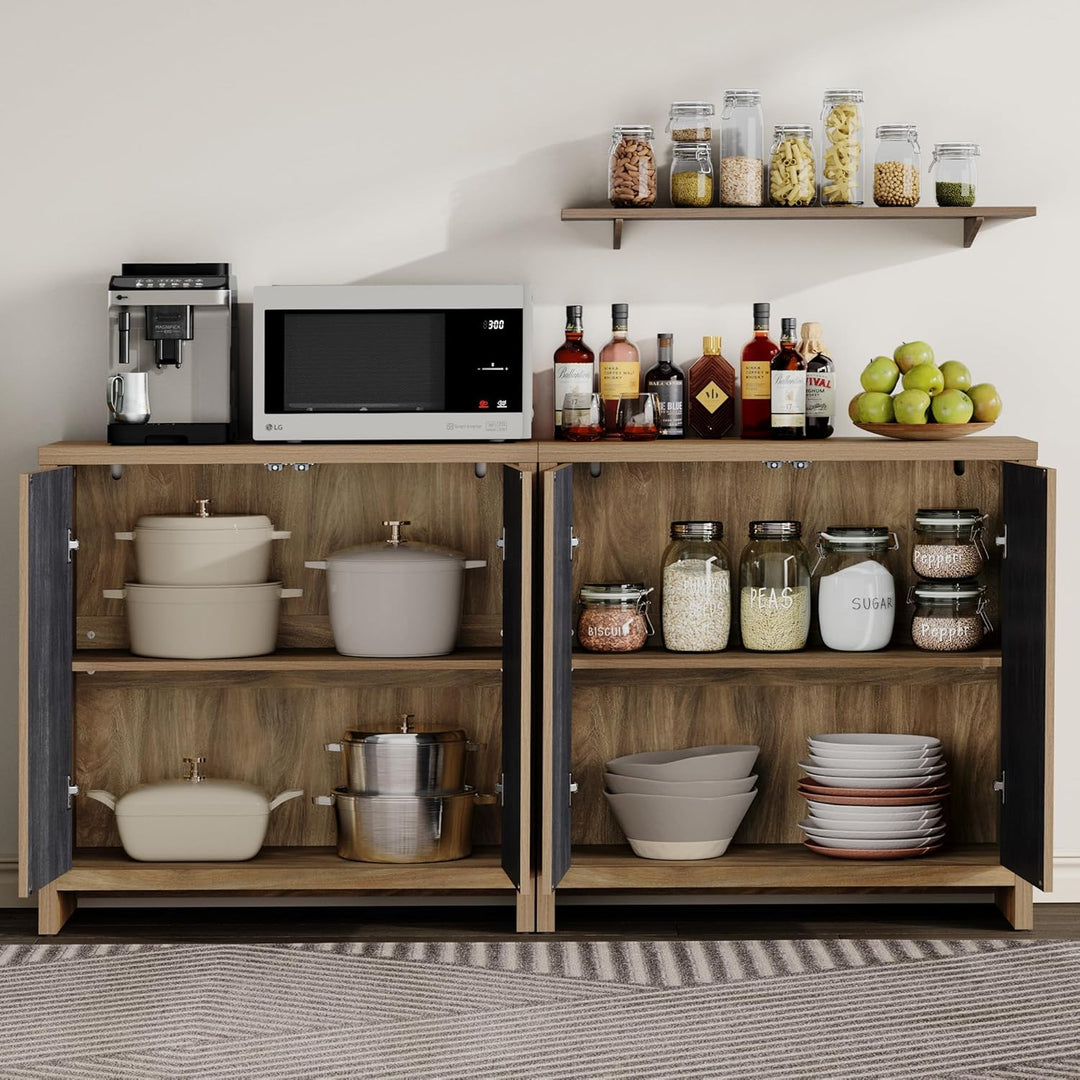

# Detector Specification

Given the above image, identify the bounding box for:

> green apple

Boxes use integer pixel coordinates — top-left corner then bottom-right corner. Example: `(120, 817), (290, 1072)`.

(939, 361), (972, 392)
(894, 340), (936, 374)
(860, 356), (900, 393)
(848, 393), (864, 422)
(856, 391), (896, 424)
(968, 383), (1003, 421)
(931, 388), (975, 424)
(893, 388), (932, 424)
(902, 363), (945, 397)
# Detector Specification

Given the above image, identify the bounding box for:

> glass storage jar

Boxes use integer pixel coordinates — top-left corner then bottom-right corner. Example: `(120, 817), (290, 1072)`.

(608, 126), (657, 208)
(931, 142), (979, 207)
(667, 101), (714, 142)
(813, 527), (898, 652)
(661, 521), (731, 652)
(738, 521), (811, 652)
(769, 124), (816, 207)
(910, 580), (991, 652)
(911, 508), (989, 579)
(820, 89), (864, 206)
(670, 142), (714, 207)
(873, 125), (921, 206)
(577, 583), (654, 653)
(719, 89), (765, 206)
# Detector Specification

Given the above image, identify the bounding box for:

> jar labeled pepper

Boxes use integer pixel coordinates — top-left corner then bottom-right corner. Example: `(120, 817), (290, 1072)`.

(873, 125), (920, 206)
(577, 583), (654, 652)
(911, 508), (989, 579)
(909, 580), (991, 652)
(608, 126), (657, 208)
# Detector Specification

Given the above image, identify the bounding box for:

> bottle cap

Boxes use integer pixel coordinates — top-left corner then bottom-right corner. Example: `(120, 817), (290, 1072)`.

(566, 305), (582, 321)
(657, 333), (673, 347)
(782, 317), (797, 335)
(612, 303), (629, 322)
(702, 336), (722, 354)
(753, 302), (770, 321)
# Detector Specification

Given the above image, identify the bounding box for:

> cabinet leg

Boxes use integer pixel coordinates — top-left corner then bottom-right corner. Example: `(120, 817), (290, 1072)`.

(38, 884), (76, 935)
(515, 891), (535, 933)
(536, 890), (556, 933)
(995, 879), (1034, 930)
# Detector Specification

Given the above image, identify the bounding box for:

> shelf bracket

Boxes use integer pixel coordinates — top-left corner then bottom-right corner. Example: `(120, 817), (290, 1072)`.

(612, 218), (624, 250)
(109, 464), (124, 481)
(954, 460), (966, 477)
(963, 216), (985, 248)
(474, 462), (487, 479)
(589, 462), (602, 478)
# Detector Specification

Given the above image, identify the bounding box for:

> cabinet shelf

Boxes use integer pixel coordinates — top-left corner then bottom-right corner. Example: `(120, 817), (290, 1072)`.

(561, 205), (1037, 249)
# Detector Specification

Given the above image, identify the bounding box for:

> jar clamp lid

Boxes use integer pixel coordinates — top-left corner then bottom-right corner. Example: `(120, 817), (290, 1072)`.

(912, 579), (986, 601)
(580, 582), (652, 603)
(722, 89), (762, 106)
(774, 124), (813, 139)
(749, 520), (802, 540)
(915, 508), (985, 527)
(823, 88), (864, 103)
(818, 526), (896, 546)
(876, 124), (920, 150)
(671, 521), (723, 541)
(668, 101), (715, 117)
(613, 125), (654, 139)
(932, 142), (981, 158)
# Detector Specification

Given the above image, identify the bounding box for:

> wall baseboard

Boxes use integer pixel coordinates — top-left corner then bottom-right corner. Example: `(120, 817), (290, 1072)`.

(1036, 856), (1080, 903)
(0, 859), (33, 908)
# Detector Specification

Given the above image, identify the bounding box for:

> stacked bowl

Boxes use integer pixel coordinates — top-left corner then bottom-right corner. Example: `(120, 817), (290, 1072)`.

(604, 744), (759, 860)
(797, 733), (949, 859)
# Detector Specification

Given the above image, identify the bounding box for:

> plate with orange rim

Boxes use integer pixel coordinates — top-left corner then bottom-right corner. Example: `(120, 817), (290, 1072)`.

(803, 840), (944, 859)
(798, 790), (950, 807)
(853, 421), (995, 440)
(797, 780), (950, 799)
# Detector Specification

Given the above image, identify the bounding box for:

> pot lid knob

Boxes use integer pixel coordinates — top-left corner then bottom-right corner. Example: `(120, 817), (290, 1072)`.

(399, 713), (415, 733)
(383, 520), (410, 546)
(193, 499), (212, 518)
(183, 755), (207, 783)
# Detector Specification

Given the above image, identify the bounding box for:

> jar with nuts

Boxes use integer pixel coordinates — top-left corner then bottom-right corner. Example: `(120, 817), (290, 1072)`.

(608, 126), (657, 208)
(720, 89), (765, 206)
(670, 142), (714, 207)
(769, 125), (816, 207)
(667, 101), (714, 142)
(577, 583), (654, 653)
(819, 89), (864, 206)
(873, 125), (921, 207)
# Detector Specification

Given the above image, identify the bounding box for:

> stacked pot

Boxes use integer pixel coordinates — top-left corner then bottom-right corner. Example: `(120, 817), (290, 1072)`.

(105, 498), (300, 658)
(314, 714), (495, 863)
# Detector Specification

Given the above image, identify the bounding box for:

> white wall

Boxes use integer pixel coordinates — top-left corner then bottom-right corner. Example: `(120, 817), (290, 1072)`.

(1, 0), (1075, 904)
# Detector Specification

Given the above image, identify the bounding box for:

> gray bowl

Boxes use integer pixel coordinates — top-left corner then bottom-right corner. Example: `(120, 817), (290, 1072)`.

(603, 772), (758, 797)
(605, 745), (760, 782)
(603, 789), (758, 843)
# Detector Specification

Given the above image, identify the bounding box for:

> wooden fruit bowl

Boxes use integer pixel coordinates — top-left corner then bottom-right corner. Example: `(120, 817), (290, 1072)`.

(853, 421), (995, 441)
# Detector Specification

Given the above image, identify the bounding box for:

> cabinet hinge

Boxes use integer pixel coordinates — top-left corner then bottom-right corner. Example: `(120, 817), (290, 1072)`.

(496, 528), (506, 560)
(67, 777), (79, 809)
(570, 529), (580, 560)
(996, 525), (1008, 560)
(994, 772), (1006, 804)
(568, 772), (578, 807)
(67, 530), (79, 562)
(494, 774), (505, 806)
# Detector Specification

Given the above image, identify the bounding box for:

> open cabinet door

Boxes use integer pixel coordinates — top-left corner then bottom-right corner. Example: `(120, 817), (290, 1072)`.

(18, 468), (75, 896)
(1000, 462), (1055, 891)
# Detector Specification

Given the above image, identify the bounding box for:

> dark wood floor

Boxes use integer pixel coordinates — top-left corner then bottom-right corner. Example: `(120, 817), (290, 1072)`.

(3, 903), (1079, 944)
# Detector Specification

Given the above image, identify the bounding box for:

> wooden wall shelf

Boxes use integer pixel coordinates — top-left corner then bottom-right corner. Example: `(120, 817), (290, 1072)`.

(561, 206), (1037, 249)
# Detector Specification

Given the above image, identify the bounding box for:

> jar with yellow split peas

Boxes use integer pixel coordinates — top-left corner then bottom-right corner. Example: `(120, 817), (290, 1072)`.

(769, 125), (816, 207)
(670, 141), (714, 207)
(819, 89), (864, 206)
(873, 125), (921, 207)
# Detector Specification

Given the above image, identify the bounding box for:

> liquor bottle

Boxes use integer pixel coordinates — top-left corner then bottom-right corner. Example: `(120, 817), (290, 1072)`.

(770, 317), (806, 439)
(799, 321), (835, 439)
(645, 333), (685, 438)
(688, 336), (736, 439)
(740, 302), (779, 438)
(553, 305), (595, 439)
(598, 303), (641, 433)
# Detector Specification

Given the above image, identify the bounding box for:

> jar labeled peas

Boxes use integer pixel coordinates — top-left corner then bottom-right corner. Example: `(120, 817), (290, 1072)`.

(931, 142), (979, 207)
(874, 125), (920, 207)
(670, 142), (713, 207)
(820, 89), (864, 206)
(909, 580), (991, 652)
(577, 583), (654, 652)
(770, 124), (816, 207)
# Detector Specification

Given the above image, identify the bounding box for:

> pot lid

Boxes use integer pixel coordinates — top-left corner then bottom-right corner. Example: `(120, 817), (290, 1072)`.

(135, 499), (272, 532)
(323, 520), (470, 574)
(343, 713), (468, 744)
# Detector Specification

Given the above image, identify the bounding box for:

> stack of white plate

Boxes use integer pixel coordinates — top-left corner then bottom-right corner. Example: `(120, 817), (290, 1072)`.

(796, 733), (948, 859)
(603, 745), (760, 861)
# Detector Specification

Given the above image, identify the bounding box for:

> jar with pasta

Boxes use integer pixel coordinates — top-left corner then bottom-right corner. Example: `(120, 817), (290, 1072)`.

(667, 101), (714, 143)
(661, 521), (731, 652)
(819, 89), (864, 206)
(738, 521), (811, 652)
(769, 125), (816, 207)
(608, 126), (656, 208)
(719, 89), (765, 206)
(873, 125), (920, 207)
(670, 142), (713, 207)
(931, 142), (979, 207)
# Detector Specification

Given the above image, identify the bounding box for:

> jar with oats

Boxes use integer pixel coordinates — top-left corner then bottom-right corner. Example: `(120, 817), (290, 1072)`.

(909, 580), (991, 652)
(873, 125), (921, 207)
(608, 126), (657, 208)
(769, 124), (816, 207)
(719, 89), (765, 207)
(912, 508), (989, 579)
(819, 89), (864, 206)
(661, 521), (731, 652)
(577, 583), (654, 653)
(738, 521), (811, 652)
(670, 142), (714, 207)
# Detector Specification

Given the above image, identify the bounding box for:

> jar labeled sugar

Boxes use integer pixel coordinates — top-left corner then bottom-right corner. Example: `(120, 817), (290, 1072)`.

(912, 508), (988, 579)
(814, 527), (897, 652)
(910, 580), (991, 652)
(577, 583), (654, 653)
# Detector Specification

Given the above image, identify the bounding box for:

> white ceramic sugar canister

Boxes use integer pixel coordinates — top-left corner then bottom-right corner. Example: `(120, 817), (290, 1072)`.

(305, 520), (486, 657)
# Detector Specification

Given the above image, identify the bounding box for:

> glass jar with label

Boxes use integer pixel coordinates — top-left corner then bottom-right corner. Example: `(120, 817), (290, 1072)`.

(738, 521), (811, 651)
(769, 124), (816, 207)
(608, 126), (656, 208)
(577, 583), (654, 653)
(820, 89), (864, 206)
(813, 527), (898, 651)
(911, 508), (989, 579)
(661, 522), (731, 652)
(670, 142), (714, 207)
(873, 125), (920, 206)
(667, 101), (714, 142)
(931, 142), (979, 207)
(910, 580), (991, 652)
(719, 89), (765, 206)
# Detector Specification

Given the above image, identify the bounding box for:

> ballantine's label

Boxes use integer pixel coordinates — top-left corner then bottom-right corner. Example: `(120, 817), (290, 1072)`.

(554, 364), (594, 426)
(771, 370), (806, 427)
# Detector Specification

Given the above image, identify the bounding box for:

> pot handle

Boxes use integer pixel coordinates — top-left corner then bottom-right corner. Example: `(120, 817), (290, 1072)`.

(270, 530), (292, 541)
(464, 560), (487, 570)
(268, 789), (304, 811)
(304, 560), (328, 571)
(102, 589), (126, 600)
(324, 742), (343, 753)
(114, 531), (135, 541)
(86, 789), (117, 812)
(279, 588), (304, 599)
(311, 795), (334, 807)
(473, 793), (498, 806)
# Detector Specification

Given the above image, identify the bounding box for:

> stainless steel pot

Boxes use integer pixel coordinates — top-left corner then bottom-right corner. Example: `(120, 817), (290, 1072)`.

(325, 713), (472, 795)
(313, 788), (497, 863)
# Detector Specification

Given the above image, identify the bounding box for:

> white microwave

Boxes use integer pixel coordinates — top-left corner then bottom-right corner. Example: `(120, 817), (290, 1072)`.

(252, 284), (531, 441)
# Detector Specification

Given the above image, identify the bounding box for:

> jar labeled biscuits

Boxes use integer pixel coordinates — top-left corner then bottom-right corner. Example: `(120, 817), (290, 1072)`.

(911, 508), (989, 579)
(608, 126), (657, 208)
(873, 125), (920, 207)
(577, 583), (654, 652)
(910, 580), (991, 652)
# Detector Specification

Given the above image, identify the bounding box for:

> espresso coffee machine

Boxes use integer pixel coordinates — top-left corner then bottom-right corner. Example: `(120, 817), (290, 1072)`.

(107, 262), (237, 444)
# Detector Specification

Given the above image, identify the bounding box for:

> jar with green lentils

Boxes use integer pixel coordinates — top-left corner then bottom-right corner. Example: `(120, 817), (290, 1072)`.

(670, 141), (714, 207)
(931, 143), (979, 207)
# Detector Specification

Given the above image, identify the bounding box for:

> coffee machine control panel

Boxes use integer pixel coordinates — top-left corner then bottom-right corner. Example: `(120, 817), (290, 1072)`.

(112, 275), (229, 290)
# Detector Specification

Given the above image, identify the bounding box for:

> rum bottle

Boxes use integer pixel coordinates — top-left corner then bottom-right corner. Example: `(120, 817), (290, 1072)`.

(598, 303), (640, 433)
(688, 336), (736, 439)
(740, 302), (779, 438)
(799, 321), (835, 439)
(770, 316), (806, 439)
(645, 333), (684, 438)
(553, 305), (595, 439)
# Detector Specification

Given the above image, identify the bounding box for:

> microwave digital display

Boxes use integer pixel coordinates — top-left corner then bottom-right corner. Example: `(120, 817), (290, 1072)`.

(263, 308), (523, 414)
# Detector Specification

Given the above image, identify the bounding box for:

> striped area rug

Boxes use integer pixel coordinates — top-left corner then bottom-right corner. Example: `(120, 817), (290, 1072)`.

(2, 939), (1079, 1078)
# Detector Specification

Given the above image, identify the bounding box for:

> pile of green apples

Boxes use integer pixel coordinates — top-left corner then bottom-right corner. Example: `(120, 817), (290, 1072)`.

(850, 341), (1003, 426)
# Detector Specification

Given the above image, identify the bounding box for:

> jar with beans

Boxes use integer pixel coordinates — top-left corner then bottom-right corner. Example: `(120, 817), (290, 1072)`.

(719, 89), (765, 207)
(911, 508), (989, 579)
(738, 521), (812, 652)
(910, 580), (991, 652)
(873, 125), (921, 207)
(577, 583), (654, 653)
(608, 126), (657, 208)
(931, 142), (979, 207)
(667, 101), (714, 142)
(819, 89), (864, 206)
(670, 142), (714, 207)
(661, 521), (731, 652)
(769, 125), (816, 207)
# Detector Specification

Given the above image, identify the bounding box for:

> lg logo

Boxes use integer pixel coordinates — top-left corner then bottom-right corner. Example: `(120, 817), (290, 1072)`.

(266, 423), (283, 431)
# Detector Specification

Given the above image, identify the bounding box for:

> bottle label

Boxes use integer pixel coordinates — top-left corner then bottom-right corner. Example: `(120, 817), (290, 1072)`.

(554, 364), (594, 427)
(806, 371), (835, 419)
(742, 361), (771, 400)
(695, 380), (729, 414)
(771, 370), (806, 426)
(600, 362), (640, 400)
(647, 377), (684, 434)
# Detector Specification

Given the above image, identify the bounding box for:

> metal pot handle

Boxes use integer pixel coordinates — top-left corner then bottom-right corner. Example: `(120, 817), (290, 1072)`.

(268, 789), (304, 811)
(473, 793), (498, 806)
(311, 795), (334, 807)
(270, 531), (292, 541)
(86, 789), (117, 812)
(115, 531), (135, 541)
(324, 742), (343, 753)
(102, 588), (126, 600)
(279, 588), (304, 599)
(304, 560), (328, 571)
(463, 560), (487, 570)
